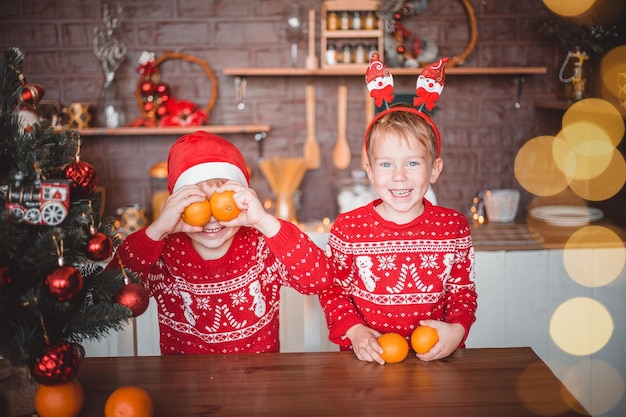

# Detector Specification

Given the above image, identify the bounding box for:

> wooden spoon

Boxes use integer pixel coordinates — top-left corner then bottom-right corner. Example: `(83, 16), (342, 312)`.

(303, 80), (320, 169)
(333, 83), (351, 170)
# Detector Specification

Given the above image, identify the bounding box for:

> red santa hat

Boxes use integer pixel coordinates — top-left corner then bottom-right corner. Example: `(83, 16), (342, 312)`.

(167, 131), (250, 193)
(365, 52), (390, 83)
(419, 57), (449, 83)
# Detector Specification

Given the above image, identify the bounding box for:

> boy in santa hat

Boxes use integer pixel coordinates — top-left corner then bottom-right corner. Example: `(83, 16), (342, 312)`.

(110, 131), (333, 354)
(320, 56), (477, 364)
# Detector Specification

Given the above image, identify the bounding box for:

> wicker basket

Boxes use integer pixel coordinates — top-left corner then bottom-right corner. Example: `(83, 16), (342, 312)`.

(134, 52), (218, 121)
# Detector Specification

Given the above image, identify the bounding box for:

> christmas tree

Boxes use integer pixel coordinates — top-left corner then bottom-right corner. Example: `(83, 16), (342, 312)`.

(0, 47), (147, 413)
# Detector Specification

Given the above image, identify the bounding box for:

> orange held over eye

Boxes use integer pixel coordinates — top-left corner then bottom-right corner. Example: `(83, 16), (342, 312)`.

(209, 190), (241, 221)
(378, 332), (409, 363)
(182, 199), (212, 226)
(411, 325), (439, 354)
(104, 385), (154, 417)
(35, 378), (84, 417)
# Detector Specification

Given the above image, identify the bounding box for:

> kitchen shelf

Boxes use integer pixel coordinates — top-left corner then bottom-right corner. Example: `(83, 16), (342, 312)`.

(223, 66), (547, 77)
(73, 125), (271, 137)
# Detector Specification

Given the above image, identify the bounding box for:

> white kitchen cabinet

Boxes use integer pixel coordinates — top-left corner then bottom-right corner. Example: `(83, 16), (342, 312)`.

(467, 249), (626, 417)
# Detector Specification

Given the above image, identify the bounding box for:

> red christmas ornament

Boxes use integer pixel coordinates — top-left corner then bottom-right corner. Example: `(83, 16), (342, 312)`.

(155, 83), (169, 95)
(65, 159), (98, 194)
(45, 266), (83, 301)
(0, 266), (12, 287)
(21, 83), (45, 109)
(156, 103), (169, 118)
(115, 282), (149, 317)
(139, 80), (155, 96)
(87, 232), (113, 261)
(32, 342), (84, 385)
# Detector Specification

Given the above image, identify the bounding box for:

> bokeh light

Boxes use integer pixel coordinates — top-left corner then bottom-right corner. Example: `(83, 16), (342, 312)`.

(600, 45), (626, 105)
(562, 359), (625, 416)
(514, 135), (569, 196)
(562, 99), (624, 148)
(563, 226), (626, 286)
(568, 148), (626, 201)
(549, 297), (613, 356)
(516, 360), (584, 416)
(542, 0), (595, 17)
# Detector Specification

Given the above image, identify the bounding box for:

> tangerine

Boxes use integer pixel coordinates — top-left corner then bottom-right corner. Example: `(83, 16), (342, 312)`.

(209, 190), (241, 221)
(35, 378), (84, 417)
(410, 325), (439, 354)
(378, 332), (409, 363)
(104, 385), (154, 417)
(181, 199), (212, 226)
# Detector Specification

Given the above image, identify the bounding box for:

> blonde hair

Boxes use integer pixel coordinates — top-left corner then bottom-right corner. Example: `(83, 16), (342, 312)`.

(366, 106), (439, 164)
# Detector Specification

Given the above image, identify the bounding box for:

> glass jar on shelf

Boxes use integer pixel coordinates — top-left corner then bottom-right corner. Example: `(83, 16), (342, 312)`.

(337, 170), (377, 214)
(354, 43), (366, 64)
(340, 12), (350, 30)
(364, 11), (376, 30)
(342, 44), (352, 64)
(326, 43), (338, 66)
(327, 11), (338, 30)
(352, 11), (362, 30)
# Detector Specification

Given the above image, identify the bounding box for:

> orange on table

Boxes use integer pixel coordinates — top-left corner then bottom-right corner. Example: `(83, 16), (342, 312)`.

(210, 190), (241, 221)
(35, 378), (84, 417)
(181, 199), (212, 226)
(378, 332), (409, 363)
(104, 385), (154, 417)
(411, 325), (439, 354)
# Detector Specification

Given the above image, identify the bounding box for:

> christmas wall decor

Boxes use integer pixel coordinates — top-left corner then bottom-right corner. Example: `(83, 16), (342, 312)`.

(130, 51), (217, 127)
(0, 47), (146, 417)
(379, 0), (477, 68)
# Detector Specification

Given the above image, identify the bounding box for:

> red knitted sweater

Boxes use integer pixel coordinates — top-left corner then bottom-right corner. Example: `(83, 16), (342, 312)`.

(112, 220), (332, 354)
(320, 199), (478, 349)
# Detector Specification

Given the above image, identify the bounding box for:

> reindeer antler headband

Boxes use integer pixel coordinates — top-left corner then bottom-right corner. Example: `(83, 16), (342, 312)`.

(364, 53), (449, 157)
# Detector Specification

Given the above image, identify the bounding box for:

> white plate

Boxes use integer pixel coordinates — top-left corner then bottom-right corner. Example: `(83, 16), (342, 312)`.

(529, 205), (603, 227)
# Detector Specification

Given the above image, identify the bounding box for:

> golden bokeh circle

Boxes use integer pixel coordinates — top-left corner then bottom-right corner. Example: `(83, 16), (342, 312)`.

(568, 148), (626, 201)
(515, 136), (569, 196)
(563, 226), (626, 287)
(562, 99), (624, 148)
(542, 0), (595, 17)
(550, 297), (613, 356)
(562, 359), (625, 416)
(601, 45), (626, 101)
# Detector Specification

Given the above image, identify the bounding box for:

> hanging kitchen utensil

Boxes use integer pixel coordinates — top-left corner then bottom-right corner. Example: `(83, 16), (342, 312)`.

(305, 9), (318, 70)
(333, 83), (351, 170)
(362, 89), (374, 170)
(303, 80), (320, 169)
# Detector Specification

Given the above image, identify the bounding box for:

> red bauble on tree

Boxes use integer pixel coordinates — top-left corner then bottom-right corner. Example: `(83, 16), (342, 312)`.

(32, 341), (84, 385)
(115, 282), (149, 317)
(65, 158), (98, 195)
(0, 265), (12, 287)
(87, 230), (113, 261)
(45, 266), (84, 301)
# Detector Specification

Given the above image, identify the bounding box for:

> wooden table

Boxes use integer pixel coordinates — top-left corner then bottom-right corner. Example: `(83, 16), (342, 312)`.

(76, 347), (588, 416)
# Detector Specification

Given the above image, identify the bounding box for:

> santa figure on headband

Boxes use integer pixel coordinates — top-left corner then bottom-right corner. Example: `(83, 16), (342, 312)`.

(365, 52), (395, 108)
(414, 57), (449, 111)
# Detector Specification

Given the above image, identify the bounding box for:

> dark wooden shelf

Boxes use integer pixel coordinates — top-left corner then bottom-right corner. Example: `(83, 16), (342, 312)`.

(223, 66), (548, 77)
(71, 125), (271, 137)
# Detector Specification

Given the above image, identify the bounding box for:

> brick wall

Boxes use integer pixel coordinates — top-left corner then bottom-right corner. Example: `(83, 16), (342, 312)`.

(1, 0), (604, 222)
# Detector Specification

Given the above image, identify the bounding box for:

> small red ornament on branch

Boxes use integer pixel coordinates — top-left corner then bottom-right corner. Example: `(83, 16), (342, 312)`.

(114, 254), (149, 317)
(65, 139), (98, 195)
(32, 341), (84, 385)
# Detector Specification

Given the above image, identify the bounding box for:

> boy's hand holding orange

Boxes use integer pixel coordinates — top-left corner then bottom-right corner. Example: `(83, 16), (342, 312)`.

(410, 325), (439, 354)
(181, 190), (242, 226)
